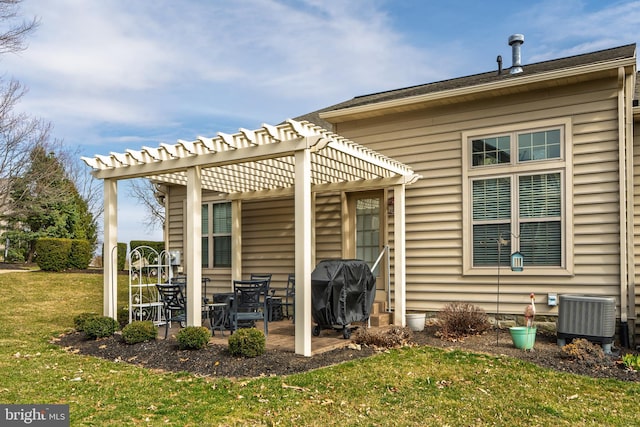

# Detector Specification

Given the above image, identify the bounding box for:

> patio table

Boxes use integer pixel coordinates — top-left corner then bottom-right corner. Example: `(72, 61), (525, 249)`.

(212, 293), (234, 332)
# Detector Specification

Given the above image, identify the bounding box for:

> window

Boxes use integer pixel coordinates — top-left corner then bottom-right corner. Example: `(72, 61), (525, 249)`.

(471, 129), (561, 167)
(464, 121), (570, 273)
(202, 202), (231, 268)
(355, 197), (381, 266)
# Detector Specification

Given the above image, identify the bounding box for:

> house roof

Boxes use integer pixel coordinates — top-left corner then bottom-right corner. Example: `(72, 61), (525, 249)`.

(82, 119), (419, 199)
(298, 43), (637, 127)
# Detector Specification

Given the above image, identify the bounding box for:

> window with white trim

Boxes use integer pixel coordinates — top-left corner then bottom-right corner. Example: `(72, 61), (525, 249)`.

(465, 125), (567, 270)
(202, 202), (231, 268)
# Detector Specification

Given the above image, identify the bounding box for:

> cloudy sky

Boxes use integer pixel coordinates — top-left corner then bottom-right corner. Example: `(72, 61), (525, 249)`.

(2, 0), (640, 244)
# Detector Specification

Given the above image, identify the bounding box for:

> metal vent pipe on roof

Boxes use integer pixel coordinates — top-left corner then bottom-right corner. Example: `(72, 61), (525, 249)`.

(508, 34), (524, 74)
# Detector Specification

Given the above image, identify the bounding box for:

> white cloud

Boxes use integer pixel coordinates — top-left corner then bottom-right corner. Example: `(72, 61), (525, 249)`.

(514, 0), (640, 62)
(6, 0), (435, 131)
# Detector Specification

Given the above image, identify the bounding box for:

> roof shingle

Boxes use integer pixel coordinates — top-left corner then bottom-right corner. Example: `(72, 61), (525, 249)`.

(297, 43), (636, 128)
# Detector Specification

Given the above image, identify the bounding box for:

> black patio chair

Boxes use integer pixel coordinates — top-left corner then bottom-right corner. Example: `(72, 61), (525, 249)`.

(250, 273), (276, 318)
(202, 277), (211, 304)
(169, 275), (214, 325)
(284, 273), (295, 320)
(230, 279), (270, 336)
(156, 283), (186, 339)
(250, 273), (272, 287)
(170, 275), (187, 292)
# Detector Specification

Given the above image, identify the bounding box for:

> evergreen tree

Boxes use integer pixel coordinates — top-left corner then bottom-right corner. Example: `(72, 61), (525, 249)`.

(5, 145), (97, 261)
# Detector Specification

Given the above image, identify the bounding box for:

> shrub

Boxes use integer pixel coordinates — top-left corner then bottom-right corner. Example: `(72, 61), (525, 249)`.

(117, 242), (127, 271)
(5, 247), (24, 263)
(35, 238), (92, 271)
(436, 302), (491, 340)
(122, 321), (157, 344)
(73, 312), (100, 331)
(353, 326), (414, 349)
(176, 326), (211, 350)
(560, 338), (606, 366)
(84, 316), (119, 339)
(35, 238), (72, 271)
(228, 328), (266, 357)
(68, 239), (92, 269)
(622, 353), (640, 371)
(117, 306), (129, 328)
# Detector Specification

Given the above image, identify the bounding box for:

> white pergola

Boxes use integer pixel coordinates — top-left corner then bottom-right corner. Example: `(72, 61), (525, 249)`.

(83, 119), (419, 356)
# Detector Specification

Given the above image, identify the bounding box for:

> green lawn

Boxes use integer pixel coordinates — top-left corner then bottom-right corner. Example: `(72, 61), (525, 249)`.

(1, 271), (638, 426)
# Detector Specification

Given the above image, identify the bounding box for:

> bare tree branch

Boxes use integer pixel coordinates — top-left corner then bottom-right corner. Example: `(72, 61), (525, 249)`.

(0, 0), (39, 54)
(0, 79), (50, 211)
(128, 178), (166, 232)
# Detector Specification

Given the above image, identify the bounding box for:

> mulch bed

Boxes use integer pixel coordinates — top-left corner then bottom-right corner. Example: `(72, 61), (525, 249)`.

(53, 331), (379, 379)
(53, 326), (640, 381)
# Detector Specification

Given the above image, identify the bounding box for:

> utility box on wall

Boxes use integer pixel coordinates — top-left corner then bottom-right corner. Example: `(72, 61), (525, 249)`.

(557, 294), (616, 353)
(169, 250), (181, 266)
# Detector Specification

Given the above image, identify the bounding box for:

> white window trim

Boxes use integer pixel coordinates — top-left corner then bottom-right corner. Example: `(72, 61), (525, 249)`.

(461, 118), (574, 276)
(198, 198), (233, 271)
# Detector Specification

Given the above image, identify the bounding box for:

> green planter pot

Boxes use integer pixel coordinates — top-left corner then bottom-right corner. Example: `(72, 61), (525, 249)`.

(509, 326), (536, 350)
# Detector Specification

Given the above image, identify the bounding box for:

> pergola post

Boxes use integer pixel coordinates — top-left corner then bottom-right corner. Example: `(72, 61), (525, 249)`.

(232, 199), (242, 288)
(393, 184), (406, 326)
(103, 179), (118, 319)
(186, 166), (202, 326)
(294, 146), (312, 356)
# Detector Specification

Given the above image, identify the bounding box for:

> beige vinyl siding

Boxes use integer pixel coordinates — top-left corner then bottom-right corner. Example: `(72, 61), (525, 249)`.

(166, 187), (297, 295)
(166, 190), (344, 297)
(633, 116), (640, 338)
(240, 198), (295, 295)
(240, 193), (345, 293)
(336, 77), (622, 316)
(166, 185), (186, 255)
(315, 193), (343, 261)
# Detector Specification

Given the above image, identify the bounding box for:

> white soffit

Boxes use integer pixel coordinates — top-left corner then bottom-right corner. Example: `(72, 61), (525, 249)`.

(82, 120), (420, 195)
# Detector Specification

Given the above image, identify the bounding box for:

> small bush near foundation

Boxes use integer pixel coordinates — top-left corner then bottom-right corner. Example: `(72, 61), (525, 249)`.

(436, 302), (491, 340)
(73, 312), (100, 332)
(122, 321), (157, 344)
(176, 326), (211, 350)
(560, 338), (606, 366)
(117, 306), (129, 328)
(228, 328), (266, 357)
(353, 326), (414, 349)
(622, 353), (640, 371)
(84, 316), (119, 340)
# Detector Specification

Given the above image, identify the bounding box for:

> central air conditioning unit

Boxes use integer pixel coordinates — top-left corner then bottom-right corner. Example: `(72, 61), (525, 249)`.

(557, 294), (616, 353)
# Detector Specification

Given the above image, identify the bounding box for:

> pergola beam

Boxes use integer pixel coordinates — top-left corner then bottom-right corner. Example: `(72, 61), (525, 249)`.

(87, 138), (307, 180)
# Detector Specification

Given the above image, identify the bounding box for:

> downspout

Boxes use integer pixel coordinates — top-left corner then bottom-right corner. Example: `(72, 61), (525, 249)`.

(625, 69), (636, 347)
(617, 66), (630, 347)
